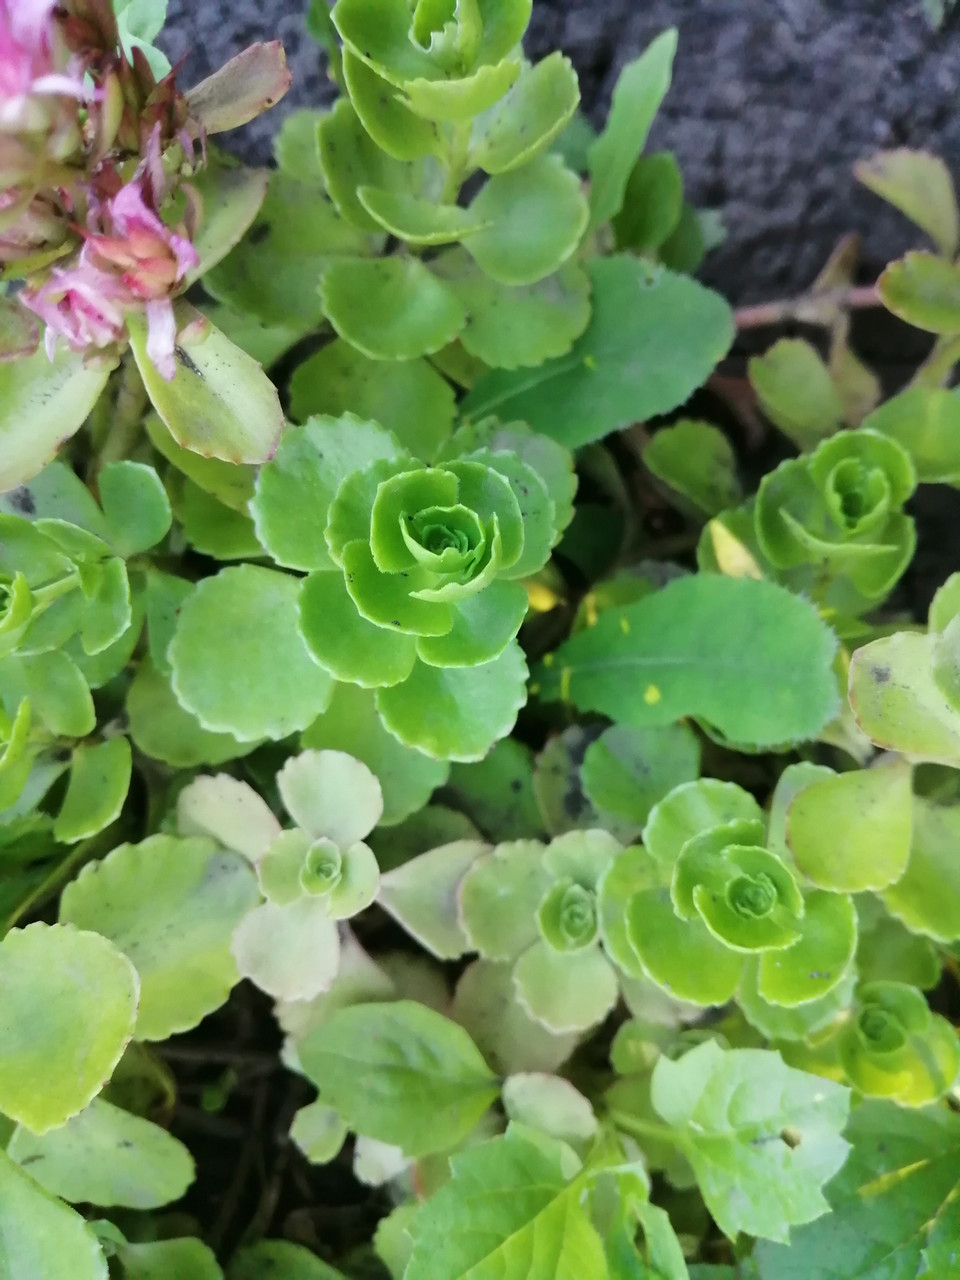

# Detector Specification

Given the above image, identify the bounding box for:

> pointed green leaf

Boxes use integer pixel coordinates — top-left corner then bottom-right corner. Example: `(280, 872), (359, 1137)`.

(878, 250), (960, 332)
(786, 760), (913, 891)
(53, 737), (132, 843)
(463, 155), (588, 286)
(290, 341), (455, 459)
(613, 151), (684, 251)
(405, 1128), (605, 1280)
(378, 838), (486, 958)
(302, 681), (449, 825)
(376, 641), (528, 761)
(298, 1000), (499, 1157)
(587, 30), (677, 231)
(855, 148), (959, 257)
(651, 1041), (851, 1243)
(8, 1098), (193, 1209)
(534, 575), (839, 749)
(98, 461), (172, 557)
(462, 256), (734, 448)
(60, 834), (259, 1040)
(169, 565), (335, 741)
(322, 257), (467, 359)
(128, 302), (283, 466)
(0, 345), (112, 493)
(0, 923), (138, 1133)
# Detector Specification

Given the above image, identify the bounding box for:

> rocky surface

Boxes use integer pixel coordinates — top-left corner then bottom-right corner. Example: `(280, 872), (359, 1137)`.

(162, 0), (960, 302)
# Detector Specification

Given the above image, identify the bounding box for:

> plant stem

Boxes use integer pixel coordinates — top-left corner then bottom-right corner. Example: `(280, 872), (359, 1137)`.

(735, 283), (880, 330)
(98, 355), (149, 467)
(912, 332), (960, 387)
(608, 1111), (682, 1147)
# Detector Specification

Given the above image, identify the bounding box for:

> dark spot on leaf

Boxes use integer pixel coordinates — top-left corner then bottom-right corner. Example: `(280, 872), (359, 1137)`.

(510, 778), (522, 793)
(175, 347), (203, 378)
(871, 665), (891, 685)
(7, 486), (35, 515)
(780, 1127), (802, 1149)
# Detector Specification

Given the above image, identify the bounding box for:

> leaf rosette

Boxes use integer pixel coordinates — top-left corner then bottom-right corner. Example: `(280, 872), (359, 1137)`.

(755, 429), (917, 607)
(838, 981), (960, 1106)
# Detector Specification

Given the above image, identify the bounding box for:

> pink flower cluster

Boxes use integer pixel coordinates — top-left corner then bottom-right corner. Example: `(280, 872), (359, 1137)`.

(21, 173), (199, 378)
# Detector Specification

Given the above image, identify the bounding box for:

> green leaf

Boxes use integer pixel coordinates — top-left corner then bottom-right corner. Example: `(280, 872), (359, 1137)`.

(144, 414), (256, 513)
(53, 737), (132, 843)
(786, 759), (913, 891)
(613, 151), (684, 252)
(855, 148), (959, 257)
(463, 155), (588, 286)
(186, 161), (270, 280)
(318, 98), (424, 233)
(0, 923), (138, 1133)
(78, 557), (131, 655)
(376, 641), (528, 761)
(8, 1098), (193, 1209)
(127, 658), (258, 768)
(302, 681), (449, 825)
(416, 578), (530, 667)
(470, 52), (580, 175)
(169, 565), (335, 742)
(277, 747), (383, 846)
(199, 300), (303, 369)
(651, 1041), (851, 1243)
(299, 569), (417, 687)
(0, 459), (106, 534)
(452, 959), (579, 1077)
(0, 650), (94, 737)
(290, 1101), (348, 1164)
(298, 1000), (499, 1157)
(359, 187), (490, 244)
(581, 724), (701, 829)
(115, 1237), (223, 1280)
(748, 339), (844, 450)
(740, 963), (855, 1042)
(405, 1128), (606, 1280)
(341, 49), (441, 160)
(643, 420), (741, 517)
(502, 1073), (597, 1146)
(626, 885), (746, 1005)
(756, 889), (857, 1007)
(290, 342), (455, 459)
(205, 171), (373, 330)
(378, 837), (486, 958)
(432, 251), (592, 370)
(534, 575), (839, 749)
(178, 478), (263, 560)
(462, 256), (734, 449)
(402, 61), (522, 125)
(446, 738), (544, 842)
(848, 630), (960, 765)
(229, 1240), (348, 1280)
(253, 414), (402, 572)
(176, 773), (280, 863)
(513, 939), (619, 1032)
(587, 29), (677, 231)
(756, 1101), (960, 1280)
(857, 896), (942, 990)
(0, 345), (112, 493)
(232, 896), (342, 1001)
(883, 795), (960, 941)
(0, 1149), (108, 1280)
(98, 461), (172, 557)
(321, 257), (467, 359)
(878, 250), (960, 332)
(60, 834), (259, 1040)
(862, 385), (960, 483)
(128, 302), (284, 466)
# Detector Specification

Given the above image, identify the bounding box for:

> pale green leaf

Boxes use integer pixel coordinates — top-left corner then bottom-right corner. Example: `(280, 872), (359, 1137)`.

(878, 250), (960, 333)
(862, 386), (960, 483)
(126, 658), (258, 768)
(748, 339), (844, 450)
(470, 52), (580, 175)
(60, 835), (259, 1040)
(849, 630), (960, 766)
(229, 1240), (348, 1280)
(452, 959), (580, 1076)
(277, 748), (383, 846)
(582, 723), (701, 830)
(0, 1148), (108, 1280)
(534, 575), (839, 749)
(178, 478), (263, 561)
(129, 302), (283, 465)
(855, 149), (959, 257)
(462, 256), (734, 449)
(187, 161), (269, 280)
(115, 1236), (223, 1280)
(643, 420), (741, 516)
(298, 1000), (498, 1157)
(53, 737), (132, 843)
(175, 773), (280, 863)
(144, 413), (256, 513)
(232, 896), (341, 1001)
(359, 186), (489, 244)
(98, 461), (172, 557)
(883, 795), (960, 941)
(8, 1097), (193, 1209)
(513, 939), (619, 1033)
(169, 565), (335, 742)
(378, 838), (486, 958)
(502, 1073), (597, 1146)
(651, 1041), (851, 1243)
(0, 923), (138, 1133)
(290, 1101), (348, 1165)
(342, 48), (441, 160)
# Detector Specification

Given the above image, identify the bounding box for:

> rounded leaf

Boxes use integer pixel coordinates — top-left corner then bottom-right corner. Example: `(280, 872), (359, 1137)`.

(470, 52), (580, 175)
(127, 658), (258, 768)
(644, 778), (763, 870)
(321, 257), (466, 360)
(502, 1073), (597, 1146)
(626, 887), (745, 1006)
(277, 748), (384, 846)
(757, 890), (858, 1007)
(464, 154), (588, 286)
(53, 737), (132, 844)
(376, 641), (528, 762)
(849, 630), (960, 766)
(878, 250), (960, 333)
(169, 565), (335, 742)
(513, 938), (618, 1033)
(60, 835), (259, 1040)
(0, 924), (138, 1134)
(883, 795), (960, 942)
(459, 838), (550, 960)
(232, 897), (341, 1001)
(176, 773), (281, 863)
(299, 569), (418, 687)
(0, 1149), (108, 1280)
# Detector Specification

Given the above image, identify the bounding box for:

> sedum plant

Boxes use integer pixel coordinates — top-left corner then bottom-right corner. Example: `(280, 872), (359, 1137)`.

(5, 0), (960, 1275)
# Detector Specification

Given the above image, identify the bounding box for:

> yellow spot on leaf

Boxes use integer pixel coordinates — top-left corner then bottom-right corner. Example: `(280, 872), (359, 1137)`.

(526, 580), (562, 613)
(583, 593), (599, 628)
(560, 667), (572, 701)
(644, 684), (662, 705)
(543, 652), (554, 668)
(708, 519), (764, 580)
(584, 354), (597, 371)
(619, 615), (630, 635)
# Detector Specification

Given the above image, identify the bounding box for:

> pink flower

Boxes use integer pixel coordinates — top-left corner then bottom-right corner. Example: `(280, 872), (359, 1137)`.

(0, 0), (84, 186)
(21, 254), (127, 356)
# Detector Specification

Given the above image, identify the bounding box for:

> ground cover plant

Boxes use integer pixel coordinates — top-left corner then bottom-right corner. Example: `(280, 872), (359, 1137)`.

(3, 0), (960, 1276)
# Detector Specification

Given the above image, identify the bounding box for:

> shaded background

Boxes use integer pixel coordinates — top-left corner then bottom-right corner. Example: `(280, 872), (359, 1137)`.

(160, 0), (960, 303)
